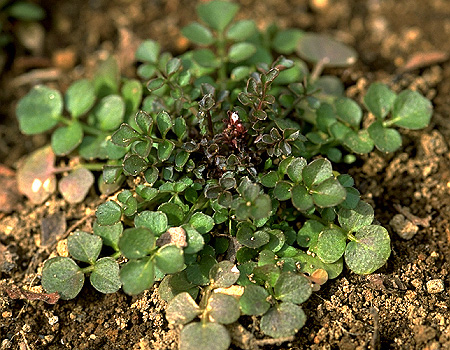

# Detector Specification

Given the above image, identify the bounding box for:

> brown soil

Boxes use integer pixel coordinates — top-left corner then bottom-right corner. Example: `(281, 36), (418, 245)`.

(1, 0), (450, 349)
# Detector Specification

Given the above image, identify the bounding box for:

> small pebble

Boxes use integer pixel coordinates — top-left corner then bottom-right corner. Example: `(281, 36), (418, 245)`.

(426, 279), (444, 294)
(390, 214), (419, 240)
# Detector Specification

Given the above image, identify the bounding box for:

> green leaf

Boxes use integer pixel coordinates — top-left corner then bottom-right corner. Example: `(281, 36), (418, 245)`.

(90, 257), (121, 293)
(274, 272), (312, 304)
(338, 200), (374, 232)
(134, 211), (168, 236)
(147, 77), (165, 92)
(135, 40), (160, 63)
(16, 85), (62, 134)
(345, 225), (391, 274)
(240, 284), (270, 316)
(237, 224), (270, 249)
(391, 90), (433, 130)
(166, 292), (201, 325)
(158, 139), (175, 161)
(121, 79), (143, 114)
(7, 2), (45, 21)
(343, 129), (374, 154)
(209, 261), (240, 288)
(197, 0), (239, 32)
(120, 257), (155, 295)
(228, 42), (257, 63)
(154, 244), (184, 274)
(123, 154), (148, 176)
(58, 168), (94, 204)
(297, 33), (357, 67)
(65, 79), (96, 118)
(94, 95), (125, 131)
(297, 219), (323, 249)
(174, 117), (187, 139)
(226, 20), (257, 41)
(51, 121), (83, 155)
(302, 158), (333, 188)
(260, 171), (279, 188)
(41, 257), (84, 300)
(93, 56), (119, 97)
(251, 194), (272, 220)
(111, 123), (142, 147)
(273, 181), (292, 201)
(335, 97), (362, 127)
(260, 302), (306, 338)
(156, 110), (172, 137)
(66, 231), (101, 263)
(287, 157), (307, 183)
(119, 227), (155, 259)
(316, 228), (347, 264)
(192, 49), (220, 68)
(363, 82), (396, 119)
(295, 251), (343, 280)
(16, 146), (56, 204)
(158, 203), (184, 226)
(291, 184), (314, 211)
(311, 177), (347, 208)
(183, 225), (205, 255)
(117, 190), (138, 216)
(166, 58), (182, 76)
(189, 212), (214, 234)
(272, 29), (304, 54)
(93, 221), (122, 250)
(135, 111), (153, 135)
(96, 201), (122, 225)
(207, 293), (240, 324)
(368, 121), (402, 153)
(182, 22), (215, 45)
(186, 255), (217, 285)
(180, 322), (230, 350)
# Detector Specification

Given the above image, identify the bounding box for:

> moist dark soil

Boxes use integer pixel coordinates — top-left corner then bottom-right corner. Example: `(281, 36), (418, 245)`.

(1, 1), (450, 349)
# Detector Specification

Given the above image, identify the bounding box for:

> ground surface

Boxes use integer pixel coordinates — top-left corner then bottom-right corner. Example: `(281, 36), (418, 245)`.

(1, 0), (450, 349)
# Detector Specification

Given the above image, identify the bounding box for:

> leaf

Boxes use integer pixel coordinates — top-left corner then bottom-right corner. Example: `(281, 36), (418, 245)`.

(16, 146), (56, 204)
(192, 49), (220, 68)
(120, 257), (155, 295)
(119, 227), (156, 259)
(311, 177), (347, 208)
(159, 272), (199, 302)
(93, 221), (122, 250)
(297, 33), (358, 67)
(272, 28), (304, 54)
(41, 257), (84, 300)
(237, 224), (270, 249)
(123, 154), (148, 176)
(239, 284), (270, 315)
(183, 225), (205, 254)
(166, 292), (201, 325)
(316, 228), (347, 264)
(343, 130), (374, 154)
(335, 97), (362, 127)
(294, 251), (343, 280)
(96, 200), (122, 225)
(260, 302), (306, 338)
(134, 211), (168, 236)
(196, 0), (239, 32)
(391, 90), (433, 130)
(58, 168), (94, 204)
(166, 57), (182, 76)
(287, 157), (307, 183)
(182, 22), (215, 45)
(93, 56), (119, 97)
(158, 203), (184, 226)
(7, 2), (45, 21)
(226, 20), (257, 41)
(291, 184), (313, 211)
(363, 83), (396, 119)
(274, 272), (312, 304)
(302, 158), (333, 188)
(158, 139), (175, 161)
(90, 257), (121, 293)
(65, 79), (96, 118)
(273, 181), (292, 201)
(207, 293), (240, 324)
(251, 194), (272, 220)
(94, 95), (125, 131)
(180, 322), (230, 350)
(111, 123), (142, 147)
(16, 85), (62, 135)
(67, 231), (102, 264)
(51, 121), (84, 155)
(156, 111), (172, 137)
(338, 200), (374, 232)
(368, 121), (402, 153)
(297, 219), (324, 249)
(228, 42), (257, 63)
(186, 255), (217, 285)
(345, 225), (391, 274)
(209, 261), (240, 289)
(154, 244), (185, 274)
(260, 171), (279, 188)
(189, 212), (214, 234)
(135, 40), (160, 63)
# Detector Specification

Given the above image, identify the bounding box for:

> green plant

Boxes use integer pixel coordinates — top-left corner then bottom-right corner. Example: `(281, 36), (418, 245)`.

(16, 1), (432, 348)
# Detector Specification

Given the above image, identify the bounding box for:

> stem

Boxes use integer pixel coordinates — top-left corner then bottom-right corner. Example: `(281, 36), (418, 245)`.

(183, 193), (209, 224)
(81, 265), (95, 274)
(206, 111), (214, 138)
(199, 285), (213, 324)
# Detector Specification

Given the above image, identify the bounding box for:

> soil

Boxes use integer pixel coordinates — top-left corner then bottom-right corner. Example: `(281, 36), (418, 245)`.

(1, 0), (450, 349)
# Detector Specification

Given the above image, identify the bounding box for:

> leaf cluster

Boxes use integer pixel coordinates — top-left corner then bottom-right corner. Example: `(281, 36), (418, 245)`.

(16, 0), (434, 348)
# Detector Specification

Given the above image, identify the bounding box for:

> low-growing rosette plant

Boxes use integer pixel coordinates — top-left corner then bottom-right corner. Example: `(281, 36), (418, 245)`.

(15, 1), (432, 349)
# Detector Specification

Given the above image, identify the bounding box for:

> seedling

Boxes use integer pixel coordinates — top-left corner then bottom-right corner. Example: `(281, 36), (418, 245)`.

(15, 1), (432, 348)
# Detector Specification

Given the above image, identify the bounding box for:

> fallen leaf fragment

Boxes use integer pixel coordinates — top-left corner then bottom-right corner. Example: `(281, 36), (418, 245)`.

(5, 284), (60, 304)
(399, 50), (449, 73)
